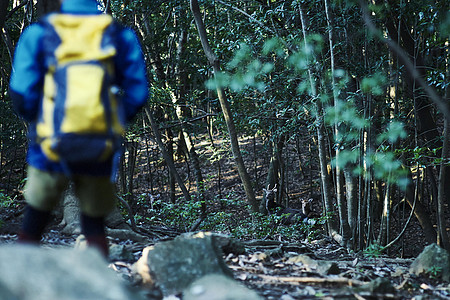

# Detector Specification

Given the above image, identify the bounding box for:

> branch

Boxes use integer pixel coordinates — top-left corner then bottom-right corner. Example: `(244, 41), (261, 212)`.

(190, 0), (218, 66)
(257, 274), (367, 287)
(381, 177), (418, 252)
(4, 0), (28, 23)
(359, 0), (450, 121)
(144, 106), (191, 202)
(215, 0), (292, 52)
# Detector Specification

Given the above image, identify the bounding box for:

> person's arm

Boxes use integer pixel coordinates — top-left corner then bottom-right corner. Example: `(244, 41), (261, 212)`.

(114, 27), (149, 123)
(9, 24), (46, 122)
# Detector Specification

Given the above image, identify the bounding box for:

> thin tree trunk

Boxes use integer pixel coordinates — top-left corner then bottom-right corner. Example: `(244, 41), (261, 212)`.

(378, 180), (391, 247)
(172, 24), (207, 223)
(324, 0), (351, 247)
(190, 0), (258, 212)
(260, 140), (283, 214)
(404, 168), (437, 244)
(344, 167), (358, 246)
(144, 107), (191, 202)
(437, 122), (449, 249)
(360, 0), (450, 121)
(298, 3), (341, 244)
(164, 113), (176, 203)
(437, 56), (450, 250)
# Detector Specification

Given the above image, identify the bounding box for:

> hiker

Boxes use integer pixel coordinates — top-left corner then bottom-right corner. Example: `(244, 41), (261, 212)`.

(9, 0), (148, 256)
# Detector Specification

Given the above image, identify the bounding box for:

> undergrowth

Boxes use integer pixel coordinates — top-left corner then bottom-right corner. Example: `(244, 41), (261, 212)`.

(120, 193), (325, 242)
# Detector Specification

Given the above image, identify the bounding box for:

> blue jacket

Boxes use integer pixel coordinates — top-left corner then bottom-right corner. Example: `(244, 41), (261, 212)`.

(9, 0), (148, 176)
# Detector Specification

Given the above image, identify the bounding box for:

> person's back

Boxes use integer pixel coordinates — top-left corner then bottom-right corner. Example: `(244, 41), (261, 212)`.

(9, 0), (148, 256)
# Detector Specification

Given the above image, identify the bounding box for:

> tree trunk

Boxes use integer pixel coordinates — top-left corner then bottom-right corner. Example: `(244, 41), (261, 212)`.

(378, 180), (391, 246)
(190, 0), (258, 212)
(298, 3), (341, 244)
(437, 58), (450, 250)
(404, 168), (437, 244)
(164, 113), (176, 203)
(368, 0), (450, 203)
(144, 107), (191, 202)
(259, 139), (284, 214)
(344, 167), (358, 246)
(437, 118), (450, 250)
(171, 24), (207, 222)
(324, 0), (351, 247)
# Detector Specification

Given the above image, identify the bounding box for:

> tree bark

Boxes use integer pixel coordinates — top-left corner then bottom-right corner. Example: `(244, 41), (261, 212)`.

(260, 139), (283, 214)
(171, 24), (206, 221)
(298, 3), (342, 244)
(190, 0), (258, 212)
(437, 55), (450, 250)
(404, 168), (437, 244)
(144, 107), (191, 202)
(437, 118), (450, 249)
(324, 0), (352, 247)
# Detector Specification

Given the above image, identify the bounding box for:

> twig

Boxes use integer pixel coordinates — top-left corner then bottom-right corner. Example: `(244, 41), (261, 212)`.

(258, 274), (367, 287)
(381, 178), (418, 252)
(5, 0), (28, 21)
(215, 0), (292, 52)
(144, 106), (191, 202)
(116, 195), (139, 232)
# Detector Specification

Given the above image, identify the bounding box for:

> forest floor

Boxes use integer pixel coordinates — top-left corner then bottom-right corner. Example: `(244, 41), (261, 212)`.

(0, 222), (448, 299)
(0, 133), (447, 299)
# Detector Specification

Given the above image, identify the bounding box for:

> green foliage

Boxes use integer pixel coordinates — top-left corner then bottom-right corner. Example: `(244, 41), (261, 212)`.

(325, 99), (408, 188)
(363, 242), (383, 259)
(361, 73), (387, 96)
(376, 121), (407, 144)
(0, 191), (18, 209)
(427, 266), (443, 280)
(229, 211), (319, 241)
(130, 192), (321, 241)
(398, 146), (446, 167)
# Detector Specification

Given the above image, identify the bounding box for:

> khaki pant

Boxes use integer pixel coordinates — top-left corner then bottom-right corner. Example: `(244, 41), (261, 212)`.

(24, 166), (116, 217)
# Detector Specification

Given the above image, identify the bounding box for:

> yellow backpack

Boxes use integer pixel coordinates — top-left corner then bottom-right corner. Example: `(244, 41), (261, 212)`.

(37, 14), (124, 168)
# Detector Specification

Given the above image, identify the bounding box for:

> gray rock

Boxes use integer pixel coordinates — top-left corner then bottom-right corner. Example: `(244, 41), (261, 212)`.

(356, 277), (395, 294)
(106, 228), (148, 242)
(409, 243), (450, 281)
(0, 244), (144, 300)
(287, 254), (340, 275)
(133, 231), (233, 296)
(183, 274), (262, 300)
(0, 280), (20, 300)
(200, 232), (246, 255)
(109, 243), (134, 261)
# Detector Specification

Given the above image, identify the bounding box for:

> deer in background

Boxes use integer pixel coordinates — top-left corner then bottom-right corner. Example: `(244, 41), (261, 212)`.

(263, 185), (316, 225)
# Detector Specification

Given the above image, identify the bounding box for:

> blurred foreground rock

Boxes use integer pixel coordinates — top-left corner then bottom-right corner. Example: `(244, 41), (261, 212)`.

(409, 243), (450, 281)
(184, 273), (262, 300)
(0, 244), (144, 300)
(133, 231), (262, 298)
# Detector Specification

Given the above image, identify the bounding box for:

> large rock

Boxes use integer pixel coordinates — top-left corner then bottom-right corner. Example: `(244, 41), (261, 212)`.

(287, 254), (340, 275)
(0, 244), (144, 300)
(184, 273), (262, 300)
(410, 243), (450, 281)
(133, 232), (233, 296)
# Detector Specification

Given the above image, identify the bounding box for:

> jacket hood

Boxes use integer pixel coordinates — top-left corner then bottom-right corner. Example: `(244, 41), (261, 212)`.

(61, 0), (102, 14)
